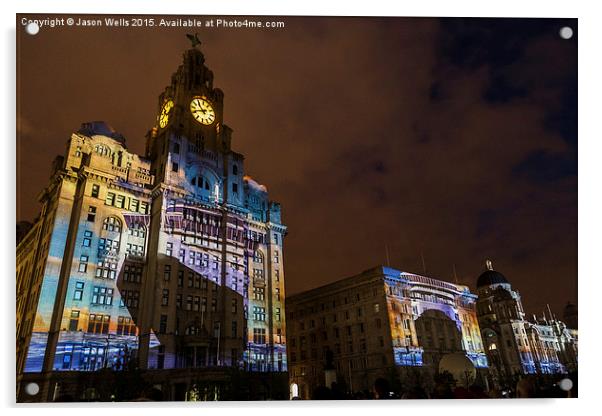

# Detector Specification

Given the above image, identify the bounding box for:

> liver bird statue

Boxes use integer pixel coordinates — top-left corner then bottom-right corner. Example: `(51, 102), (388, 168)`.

(186, 33), (202, 48)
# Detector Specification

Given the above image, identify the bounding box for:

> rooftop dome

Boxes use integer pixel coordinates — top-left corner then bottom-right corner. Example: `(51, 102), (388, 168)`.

(476, 260), (509, 288)
(78, 121), (126, 145)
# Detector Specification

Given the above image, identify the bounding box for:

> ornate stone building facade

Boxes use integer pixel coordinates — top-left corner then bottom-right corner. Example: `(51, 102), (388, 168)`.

(16, 43), (287, 401)
(475, 261), (578, 388)
(285, 266), (487, 399)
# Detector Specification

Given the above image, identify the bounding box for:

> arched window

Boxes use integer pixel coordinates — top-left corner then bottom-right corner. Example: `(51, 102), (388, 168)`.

(191, 175), (211, 190)
(232, 164), (238, 176)
(128, 222), (146, 238)
(95, 145), (110, 156)
(102, 216), (122, 232)
(185, 325), (200, 336)
(253, 251), (264, 263)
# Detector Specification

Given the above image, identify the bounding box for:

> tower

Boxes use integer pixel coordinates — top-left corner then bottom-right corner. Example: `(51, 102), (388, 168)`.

(136, 40), (287, 373)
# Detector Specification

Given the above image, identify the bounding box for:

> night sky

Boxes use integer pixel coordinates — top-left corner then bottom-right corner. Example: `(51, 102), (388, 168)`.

(17, 16), (577, 318)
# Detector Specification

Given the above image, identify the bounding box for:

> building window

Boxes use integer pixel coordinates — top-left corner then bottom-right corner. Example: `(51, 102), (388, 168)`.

(231, 299), (238, 313)
(254, 287), (265, 301)
(130, 199), (140, 213)
(253, 306), (266, 321)
(87, 206), (97, 222)
(253, 251), (264, 263)
(82, 230), (93, 247)
(102, 216), (121, 232)
(160, 315), (168, 334)
(166, 242), (173, 256)
(115, 195), (125, 209)
(128, 221), (145, 237)
(186, 295), (192, 311)
(211, 298), (217, 312)
(121, 290), (140, 308)
(177, 270), (184, 287)
(164, 264), (171, 281)
(275, 308), (281, 321)
(275, 269), (280, 281)
(276, 328), (283, 343)
(231, 321), (238, 338)
(69, 310), (80, 331)
(88, 314), (110, 334)
(193, 296), (200, 311)
(232, 183), (238, 194)
(172, 162), (179, 172)
(253, 328), (266, 344)
(162, 289), (169, 306)
(176, 294), (182, 309)
(106, 192), (115, 206)
(123, 265), (142, 283)
(96, 260), (117, 279)
(275, 288), (281, 301)
(274, 251), (280, 264)
(117, 316), (136, 336)
(91, 184), (100, 198)
(73, 282), (84, 301)
(92, 286), (114, 305)
(232, 164), (238, 175)
(78, 255), (89, 273)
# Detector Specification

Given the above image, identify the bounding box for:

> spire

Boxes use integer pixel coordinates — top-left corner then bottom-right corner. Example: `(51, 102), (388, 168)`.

(486, 259), (493, 271)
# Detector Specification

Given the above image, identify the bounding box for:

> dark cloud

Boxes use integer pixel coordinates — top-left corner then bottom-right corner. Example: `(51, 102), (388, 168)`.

(16, 15), (577, 317)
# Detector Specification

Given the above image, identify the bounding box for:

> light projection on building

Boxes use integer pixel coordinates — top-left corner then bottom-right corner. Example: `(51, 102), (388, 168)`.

(18, 39), (288, 378)
(383, 269), (488, 370)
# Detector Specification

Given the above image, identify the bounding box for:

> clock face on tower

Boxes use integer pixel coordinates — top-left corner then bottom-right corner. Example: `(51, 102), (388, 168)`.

(159, 100), (174, 128)
(190, 97), (216, 125)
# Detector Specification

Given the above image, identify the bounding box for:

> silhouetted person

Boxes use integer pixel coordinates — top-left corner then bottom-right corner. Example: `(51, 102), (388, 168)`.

(432, 381), (454, 399)
(53, 394), (74, 402)
(374, 378), (390, 399)
(312, 386), (333, 400)
(516, 377), (536, 398)
(402, 386), (428, 399)
(469, 384), (489, 399)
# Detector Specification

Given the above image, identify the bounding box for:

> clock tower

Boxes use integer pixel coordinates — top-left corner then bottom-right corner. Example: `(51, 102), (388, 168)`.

(136, 39), (287, 374)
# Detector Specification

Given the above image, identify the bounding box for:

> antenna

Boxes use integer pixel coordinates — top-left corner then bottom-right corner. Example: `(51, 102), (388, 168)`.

(547, 304), (554, 322)
(420, 251), (426, 274)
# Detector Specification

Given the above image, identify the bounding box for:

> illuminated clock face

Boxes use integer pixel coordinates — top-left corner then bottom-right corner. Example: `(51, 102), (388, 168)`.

(159, 100), (174, 128)
(190, 97), (216, 125)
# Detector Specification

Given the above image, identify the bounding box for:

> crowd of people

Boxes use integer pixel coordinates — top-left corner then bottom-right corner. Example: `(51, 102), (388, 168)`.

(304, 372), (578, 400)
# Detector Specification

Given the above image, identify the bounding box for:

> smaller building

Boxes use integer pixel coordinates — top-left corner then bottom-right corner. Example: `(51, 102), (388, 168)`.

(475, 261), (578, 388)
(286, 266), (487, 399)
